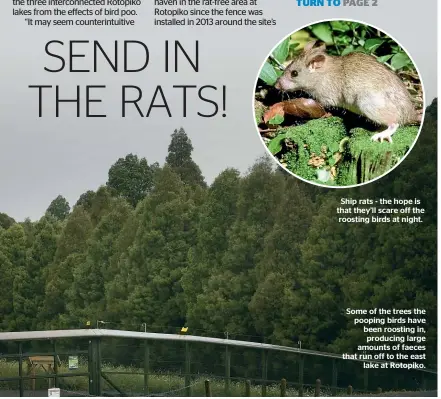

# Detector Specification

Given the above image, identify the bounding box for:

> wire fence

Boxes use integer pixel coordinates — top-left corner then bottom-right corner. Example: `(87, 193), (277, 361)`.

(0, 330), (436, 397)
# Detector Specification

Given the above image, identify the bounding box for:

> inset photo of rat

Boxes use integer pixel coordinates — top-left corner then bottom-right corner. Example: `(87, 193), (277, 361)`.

(254, 20), (424, 187)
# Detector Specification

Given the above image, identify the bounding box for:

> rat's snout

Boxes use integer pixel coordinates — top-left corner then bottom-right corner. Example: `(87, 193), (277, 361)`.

(275, 76), (288, 91)
(274, 75), (292, 92)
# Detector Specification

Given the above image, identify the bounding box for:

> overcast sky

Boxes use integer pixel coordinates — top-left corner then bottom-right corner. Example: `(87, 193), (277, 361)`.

(0, 0), (436, 221)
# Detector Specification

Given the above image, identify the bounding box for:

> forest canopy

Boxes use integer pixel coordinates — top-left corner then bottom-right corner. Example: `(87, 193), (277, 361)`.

(0, 102), (437, 371)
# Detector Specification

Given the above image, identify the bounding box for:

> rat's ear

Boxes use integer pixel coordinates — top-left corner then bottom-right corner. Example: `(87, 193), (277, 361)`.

(303, 41), (326, 53)
(306, 54), (326, 70)
(316, 42), (326, 52)
(303, 40), (317, 52)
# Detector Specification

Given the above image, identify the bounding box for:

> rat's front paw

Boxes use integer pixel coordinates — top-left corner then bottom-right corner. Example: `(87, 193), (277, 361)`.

(371, 131), (393, 143)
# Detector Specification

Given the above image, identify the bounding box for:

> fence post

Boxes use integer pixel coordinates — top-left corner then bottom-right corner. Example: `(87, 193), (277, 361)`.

(280, 378), (287, 397)
(52, 340), (59, 388)
(144, 340), (150, 395)
(347, 385), (353, 395)
(95, 337), (102, 396)
(185, 341), (191, 397)
(363, 368), (368, 392)
(88, 337), (102, 396)
(261, 350), (268, 397)
(205, 379), (211, 397)
(18, 342), (24, 397)
(225, 344), (231, 395)
(245, 379), (251, 396)
(421, 372), (427, 390)
(315, 378), (321, 396)
(331, 359), (337, 396)
(88, 340), (93, 396)
(298, 354), (304, 397)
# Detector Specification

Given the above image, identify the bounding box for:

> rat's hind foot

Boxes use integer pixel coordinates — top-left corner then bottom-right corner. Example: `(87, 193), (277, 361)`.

(320, 112), (333, 118)
(371, 123), (399, 143)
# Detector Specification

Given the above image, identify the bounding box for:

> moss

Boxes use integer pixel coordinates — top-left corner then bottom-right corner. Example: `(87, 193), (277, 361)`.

(266, 117), (419, 186)
(275, 117), (347, 182)
(338, 125), (418, 185)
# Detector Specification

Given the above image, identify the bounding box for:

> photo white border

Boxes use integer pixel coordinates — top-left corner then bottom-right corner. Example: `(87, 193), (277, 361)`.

(252, 17), (427, 189)
(436, 0), (440, 392)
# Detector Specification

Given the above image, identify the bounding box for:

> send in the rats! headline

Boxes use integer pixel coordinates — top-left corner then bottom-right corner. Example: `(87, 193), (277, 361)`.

(28, 40), (227, 118)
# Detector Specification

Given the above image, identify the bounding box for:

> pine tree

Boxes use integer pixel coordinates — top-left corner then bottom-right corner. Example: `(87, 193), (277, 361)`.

(123, 166), (196, 331)
(183, 168), (240, 316)
(42, 207), (93, 328)
(166, 128), (206, 187)
(0, 224), (27, 331)
(250, 177), (315, 341)
(189, 157), (282, 336)
(66, 198), (132, 324)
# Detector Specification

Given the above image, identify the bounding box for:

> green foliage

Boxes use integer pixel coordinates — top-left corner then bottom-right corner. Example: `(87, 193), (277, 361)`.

(268, 114), (284, 126)
(41, 207), (93, 328)
(46, 195), (70, 221)
(107, 165), (200, 332)
(310, 22), (334, 45)
(272, 37), (290, 64)
(270, 117), (347, 182)
(0, 251), (14, 329)
(304, 21), (415, 72)
(25, 217), (61, 329)
(75, 190), (96, 211)
(0, 112), (436, 382)
(183, 168), (241, 318)
(259, 21), (417, 87)
(259, 62), (280, 86)
(0, 224), (27, 331)
(267, 117), (418, 186)
(338, 125), (418, 185)
(0, 213), (15, 230)
(189, 157), (285, 337)
(166, 128), (207, 188)
(107, 154), (156, 207)
(67, 198), (133, 324)
(258, 37), (294, 85)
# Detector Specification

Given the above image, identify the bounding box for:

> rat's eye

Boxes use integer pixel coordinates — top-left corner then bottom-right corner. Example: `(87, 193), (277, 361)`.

(291, 70), (298, 78)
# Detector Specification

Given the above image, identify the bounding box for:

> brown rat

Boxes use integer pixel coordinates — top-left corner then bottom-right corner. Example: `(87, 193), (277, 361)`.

(274, 41), (420, 143)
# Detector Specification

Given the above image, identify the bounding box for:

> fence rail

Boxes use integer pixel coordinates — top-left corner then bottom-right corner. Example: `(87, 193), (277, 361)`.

(0, 329), (436, 372)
